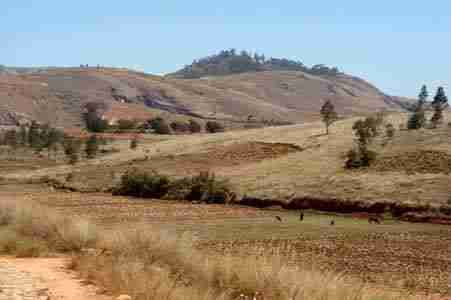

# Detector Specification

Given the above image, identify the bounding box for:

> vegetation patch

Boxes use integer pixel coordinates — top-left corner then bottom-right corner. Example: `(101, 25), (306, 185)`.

(113, 170), (235, 204)
(0, 201), (97, 257)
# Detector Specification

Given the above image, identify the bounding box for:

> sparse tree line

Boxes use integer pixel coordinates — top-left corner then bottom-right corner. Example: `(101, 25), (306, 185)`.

(0, 122), (114, 165)
(319, 86), (448, 169)
(83, 103), (225, 134)
(172, 48), (342, 79)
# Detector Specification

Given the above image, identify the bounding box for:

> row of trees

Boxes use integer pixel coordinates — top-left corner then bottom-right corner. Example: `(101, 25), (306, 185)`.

(145, 118), (224, 134)
(0, 122), (112, 164)
(172, 49), (342, 79)
(84, 106), (225, 135)
(408, 86), (448, 130)
(0, 122), (64, 155)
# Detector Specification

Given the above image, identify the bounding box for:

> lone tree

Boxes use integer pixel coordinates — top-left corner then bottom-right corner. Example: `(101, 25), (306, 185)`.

(320, 100), (338, 135)
(430, 87), (448, 128)
(345, 116), (380, 168)
(408, 85), (428, 130)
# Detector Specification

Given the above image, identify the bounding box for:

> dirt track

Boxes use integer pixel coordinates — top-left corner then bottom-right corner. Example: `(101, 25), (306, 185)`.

(0, 257), (112, 300)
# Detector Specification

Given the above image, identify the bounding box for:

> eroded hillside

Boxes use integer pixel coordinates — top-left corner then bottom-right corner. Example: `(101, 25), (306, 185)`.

(0, 67), (409, 128)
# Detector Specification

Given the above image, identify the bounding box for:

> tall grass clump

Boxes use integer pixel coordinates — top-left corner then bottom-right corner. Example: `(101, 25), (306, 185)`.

(0, 201), (97, 256)
(72, 227), (418, 300)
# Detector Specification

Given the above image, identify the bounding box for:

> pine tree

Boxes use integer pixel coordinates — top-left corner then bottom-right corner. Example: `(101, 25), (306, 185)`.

(408, 85), (428, 129)
(430, 87), (448, 128)
(320, 100), (338, 135)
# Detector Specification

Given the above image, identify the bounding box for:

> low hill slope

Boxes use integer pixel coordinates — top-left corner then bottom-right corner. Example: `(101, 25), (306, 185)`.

(4, 112), (450, 208)
(0, 66), (408, 127)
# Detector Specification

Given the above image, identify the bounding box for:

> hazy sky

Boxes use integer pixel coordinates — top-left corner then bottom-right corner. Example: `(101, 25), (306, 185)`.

(2, 1), (450, 97)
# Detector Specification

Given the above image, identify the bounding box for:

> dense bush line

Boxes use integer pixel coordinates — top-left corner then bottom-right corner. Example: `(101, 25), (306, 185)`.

(112, 170), (235, 204)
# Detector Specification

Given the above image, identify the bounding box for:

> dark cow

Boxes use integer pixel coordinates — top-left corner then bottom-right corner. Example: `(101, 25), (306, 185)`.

(368, 217), (381, 224)
(275, 216), (282, 222)
(299, 212), (304, 221)
(330, 220), (335, 226)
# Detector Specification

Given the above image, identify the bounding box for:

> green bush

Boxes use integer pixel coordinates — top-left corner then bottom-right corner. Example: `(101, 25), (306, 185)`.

(113, 170), (170, 198)
(186, 172), (233, 204)
(113, 170), (235, 204)
(345, 148), (377, 169)
(117, 119), (138, 131)
(205, 121), (225, 133)
(170, 121), (190, 133)
(148, 117), (171, 135)
(188, 120), (202, 133)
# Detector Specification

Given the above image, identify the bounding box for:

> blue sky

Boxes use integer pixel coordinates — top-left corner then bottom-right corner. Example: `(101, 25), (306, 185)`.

(1, 1), (450, 97)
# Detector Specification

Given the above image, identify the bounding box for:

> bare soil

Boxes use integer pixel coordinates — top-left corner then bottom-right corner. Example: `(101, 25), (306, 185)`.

(0, 257), (112, 300)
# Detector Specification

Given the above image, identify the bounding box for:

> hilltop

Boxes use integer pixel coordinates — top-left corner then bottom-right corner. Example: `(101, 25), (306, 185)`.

(0, 54), (411, 129)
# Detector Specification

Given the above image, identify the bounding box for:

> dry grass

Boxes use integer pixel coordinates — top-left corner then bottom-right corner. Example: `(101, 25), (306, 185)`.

(73, 227), (418, 300)
(0, 195), (420, 300)
(0, 200), (97, 256)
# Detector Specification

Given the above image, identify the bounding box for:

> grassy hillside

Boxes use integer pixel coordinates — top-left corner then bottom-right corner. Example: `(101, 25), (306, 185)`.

(3, 112), (450, 208)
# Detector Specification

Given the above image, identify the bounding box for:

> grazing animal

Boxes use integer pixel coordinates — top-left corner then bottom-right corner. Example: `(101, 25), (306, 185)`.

(368, 217), (381, 224)
(300, 212), (304, 221)
(275, 216), (282, 222)
(330, 220), (335, 226)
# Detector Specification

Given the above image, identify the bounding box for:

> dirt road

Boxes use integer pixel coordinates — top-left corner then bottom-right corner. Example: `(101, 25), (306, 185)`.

(0, 257), (113, 300)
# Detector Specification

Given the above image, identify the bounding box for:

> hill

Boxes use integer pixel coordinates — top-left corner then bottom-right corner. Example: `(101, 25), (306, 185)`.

(167, 49), (342, 79)
(0, 64), (410, 128)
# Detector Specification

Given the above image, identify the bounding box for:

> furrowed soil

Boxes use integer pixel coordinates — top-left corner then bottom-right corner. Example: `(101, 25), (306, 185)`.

(2, 185), (450, 297)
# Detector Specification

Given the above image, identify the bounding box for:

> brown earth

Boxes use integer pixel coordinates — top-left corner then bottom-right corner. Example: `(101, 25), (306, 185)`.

(372, 150), (451, 174)
(0, 67), (409, 128)
(0, 257), (113, 300)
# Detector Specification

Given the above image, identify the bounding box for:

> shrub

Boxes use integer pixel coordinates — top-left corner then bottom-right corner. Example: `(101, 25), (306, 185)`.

(117, 119), (138, 131)
(205, 121), (225, 133)
(113, 170), (235, 204)
(148, 117), (171, 135)
(188, 119), (202, 133)
(170, 121), (190, 133)
(113, 169), (170, 198)
(345, 148), (377, 169)
(130, 136), (139, 150)
(186, 172), (233, 204)
(85, 135), (99, 159)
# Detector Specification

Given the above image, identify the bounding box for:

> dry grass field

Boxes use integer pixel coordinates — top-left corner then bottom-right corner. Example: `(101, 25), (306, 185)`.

(1, 185), (450, 297)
